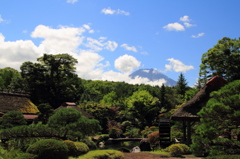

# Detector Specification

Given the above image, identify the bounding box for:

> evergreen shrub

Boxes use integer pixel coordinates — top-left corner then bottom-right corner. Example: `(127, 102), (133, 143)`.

(81, 139), (97, 150)
(74, 142), (89, 156)
(168, 144), (184, 157)
(76, 150), (124, 159)
(26, 139), (68, 159)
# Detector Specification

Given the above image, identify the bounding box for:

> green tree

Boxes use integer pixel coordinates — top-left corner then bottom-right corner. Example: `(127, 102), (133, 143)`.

(21, 53), (83, 108)
(191, 80), (240, 156)
(0, 111), (27, 129)
(176, 73), (188, 96)
(47, 108), (100, 140)
(125, 90), (160, 128)
(199, 37), (240, 83)
(36, 103), (54, 124)
(0, 67), (21, 89)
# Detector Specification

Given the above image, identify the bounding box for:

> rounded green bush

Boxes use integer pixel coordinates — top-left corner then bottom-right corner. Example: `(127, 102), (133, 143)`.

(63, 140), (77, 157)
(74, 142), (89, 156)
(26, 139), (68, 159)
(177, 144), (190, 154)
(168, 144), (184, 157)
(81, 139), (97, 150)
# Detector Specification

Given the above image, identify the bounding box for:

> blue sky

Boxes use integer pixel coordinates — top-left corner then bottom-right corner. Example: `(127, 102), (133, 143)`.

(0, 0), (239, 86)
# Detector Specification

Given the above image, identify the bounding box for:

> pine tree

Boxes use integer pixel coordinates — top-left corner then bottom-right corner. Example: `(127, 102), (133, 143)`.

(176, 73), (188, 96)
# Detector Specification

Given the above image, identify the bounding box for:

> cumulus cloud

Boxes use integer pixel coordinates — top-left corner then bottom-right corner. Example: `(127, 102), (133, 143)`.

(105, 41), (118, 51)
(164, 15), (196, 31)
(180, 15), (190, 22)
(31, 25), (85, 53)
(67, 0), (78, 4)
(163, 22), (185, 31)
(121, 44), (137, 52)
(165, 58), (194, 73)
(114, 54), (141, 73)
(101, 7), (130, 15)
(192, 32), (205, 38)
(0, 33), (42, 69)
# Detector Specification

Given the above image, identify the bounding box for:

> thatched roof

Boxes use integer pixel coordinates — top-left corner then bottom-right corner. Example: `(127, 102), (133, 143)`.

(0, 91), (39, 114)
(171, 76), (227, 121)
(55, 102), (94, 118)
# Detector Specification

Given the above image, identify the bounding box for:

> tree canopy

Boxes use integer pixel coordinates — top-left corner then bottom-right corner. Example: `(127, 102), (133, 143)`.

(199, 37), (240, 83)
(20, 53), (83, 108)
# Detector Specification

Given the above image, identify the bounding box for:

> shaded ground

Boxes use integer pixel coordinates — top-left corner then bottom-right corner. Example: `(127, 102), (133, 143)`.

(124, 152), (203, 159)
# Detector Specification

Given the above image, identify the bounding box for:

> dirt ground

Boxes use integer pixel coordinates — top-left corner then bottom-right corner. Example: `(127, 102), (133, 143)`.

(123, 152), (203, 159)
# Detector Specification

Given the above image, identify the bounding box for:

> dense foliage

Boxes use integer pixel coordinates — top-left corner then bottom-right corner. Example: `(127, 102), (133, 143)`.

(199, 37), (240, 83)
(191, 80), (240, 156)
(26, 139), (68, 159)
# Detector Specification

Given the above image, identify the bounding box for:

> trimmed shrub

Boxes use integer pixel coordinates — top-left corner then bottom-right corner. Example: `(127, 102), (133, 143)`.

(81, 139), (97, 150)
(168, 144), (184, 157)
(76, 150), (124, 159)
(177, 144), (190, 154)
(74, 142), (89, 156)
(63, 140), (89, 157)
(63, 140), (77, 157)
(26, 139), (68, 159)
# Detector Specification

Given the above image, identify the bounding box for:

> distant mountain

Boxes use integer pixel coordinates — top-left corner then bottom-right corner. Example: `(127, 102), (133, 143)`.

(129, 69), (177, 86)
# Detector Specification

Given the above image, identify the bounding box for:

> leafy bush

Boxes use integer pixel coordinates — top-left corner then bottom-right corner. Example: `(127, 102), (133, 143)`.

(63, 140), (77, 157)
(168, 144), (184, 157)
(7, 137), (41, 151)
(75, 150), (124, 159)
(26, 139), (68, 159)
(141, 126), (158, 138)
(15, 153), (37, 159)
(177, 144), (190, 154)
(147, 131), (159, 146)
(74, 142), (89, 156)
(166, 144), (190, 156)
(81, 139), (97, 150)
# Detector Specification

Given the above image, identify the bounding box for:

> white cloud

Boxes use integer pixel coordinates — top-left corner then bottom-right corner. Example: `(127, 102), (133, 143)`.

(192, 32), (205, 38)
(89, 30), (94, 33)
(180, 15), (190, 22)
(31, 25), (85, 53)
(67, 0), (78, 4)
(83, 24), (90, 30)
(184, 22), (196, 28)
(114, 54), (141, 73)
(163, 22), (185, 31)
(0, 15), (4, 22)
(105, 41), (118, 51)
(0, 33), (42, 70)
(101, 7), (130, 15)
(121, 44), (137, 52)
(165, 58), (194, 73)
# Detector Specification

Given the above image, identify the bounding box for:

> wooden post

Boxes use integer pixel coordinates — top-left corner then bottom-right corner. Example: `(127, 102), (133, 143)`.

(187, 121), (191, 144)
(183, 120), (186, 142)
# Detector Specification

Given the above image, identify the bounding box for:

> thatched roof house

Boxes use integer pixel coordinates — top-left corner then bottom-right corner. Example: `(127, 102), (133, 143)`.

(170, 76), (227, 144)
(55, 102), (93, 118)
(0, 91), (39, 119)
(171, 76), (227, 121)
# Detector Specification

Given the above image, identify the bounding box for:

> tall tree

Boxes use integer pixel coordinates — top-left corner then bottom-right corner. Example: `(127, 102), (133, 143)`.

(199, 37), (240, 83)
(191, 80), (240, 156)
(21, 53), (83, 108)
(176, 73), (188, 96)
(0, 67), (21, 89)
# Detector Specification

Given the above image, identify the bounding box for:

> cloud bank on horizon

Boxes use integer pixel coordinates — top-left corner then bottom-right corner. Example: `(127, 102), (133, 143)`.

(0, 23), (194, 86)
